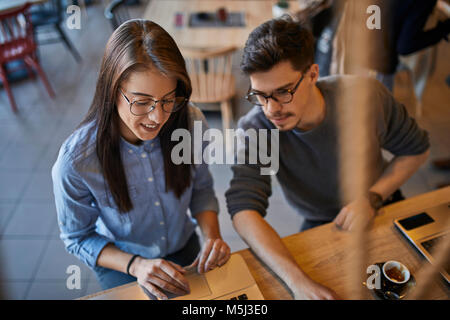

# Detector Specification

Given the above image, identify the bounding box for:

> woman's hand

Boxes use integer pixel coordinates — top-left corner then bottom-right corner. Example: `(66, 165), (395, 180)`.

(130, 257), (190, 300)
(188, 238), (231, 274)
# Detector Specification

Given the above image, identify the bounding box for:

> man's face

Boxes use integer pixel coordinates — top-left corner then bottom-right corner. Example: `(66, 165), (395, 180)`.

(248, 60), (317, 131)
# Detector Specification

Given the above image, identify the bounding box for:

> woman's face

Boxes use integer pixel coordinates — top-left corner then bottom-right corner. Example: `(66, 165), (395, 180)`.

(117, 69), (177, 144)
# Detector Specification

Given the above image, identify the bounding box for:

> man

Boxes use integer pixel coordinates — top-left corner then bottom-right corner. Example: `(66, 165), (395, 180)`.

(225, 16), (430, 299)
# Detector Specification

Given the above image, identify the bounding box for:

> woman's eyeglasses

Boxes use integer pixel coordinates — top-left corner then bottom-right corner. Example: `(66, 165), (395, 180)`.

(119, 88), (187, 116)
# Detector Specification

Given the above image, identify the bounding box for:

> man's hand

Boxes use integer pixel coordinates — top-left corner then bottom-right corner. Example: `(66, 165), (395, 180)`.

(188, 238), (231, 274)
(131, 257), (190, 300)
(333, 196), (377, 231)
(293, 277), (341, 300)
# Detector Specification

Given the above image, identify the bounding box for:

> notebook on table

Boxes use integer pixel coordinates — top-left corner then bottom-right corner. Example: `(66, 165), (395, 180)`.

(80, 253), (264, 300)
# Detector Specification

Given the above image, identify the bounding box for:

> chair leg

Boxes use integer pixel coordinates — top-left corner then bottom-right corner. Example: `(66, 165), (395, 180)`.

(24, 56), (55, 98)
(55, 24), (82, 63)
(220, 99), (233, 130)
(23, 60), (36, 79)
(220, 99), (234, 156)
(0, 65), (18, 113)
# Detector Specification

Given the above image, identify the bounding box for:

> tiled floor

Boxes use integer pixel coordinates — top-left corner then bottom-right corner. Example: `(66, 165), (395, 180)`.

(1, 2), (449, 300)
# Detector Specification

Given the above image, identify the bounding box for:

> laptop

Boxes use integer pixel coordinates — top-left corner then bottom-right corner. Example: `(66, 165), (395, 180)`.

(393, 202), (450, 284)
(80, 253), (265, 300)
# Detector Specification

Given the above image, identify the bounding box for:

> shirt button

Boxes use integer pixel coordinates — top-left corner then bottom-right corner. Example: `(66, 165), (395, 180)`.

(141, 153), (147, 158)
(151, 143), (155, 147)
(160, 221), (164, 226)
(148, 177), (153, 182)
(161, 236), (166, 241)
(128, 149), (133, 154)
(155, 201), (160, 206)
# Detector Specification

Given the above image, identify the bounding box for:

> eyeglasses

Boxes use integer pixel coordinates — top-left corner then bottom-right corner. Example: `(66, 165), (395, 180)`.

(245, 72), (306, 107)
(119, 88), (187, 116)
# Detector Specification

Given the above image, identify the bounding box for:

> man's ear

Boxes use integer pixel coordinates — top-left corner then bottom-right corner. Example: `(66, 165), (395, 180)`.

(309, 64), (320, 83)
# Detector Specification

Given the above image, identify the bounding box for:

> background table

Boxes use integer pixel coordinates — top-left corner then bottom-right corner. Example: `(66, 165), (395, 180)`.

(142, 0), (303, 49)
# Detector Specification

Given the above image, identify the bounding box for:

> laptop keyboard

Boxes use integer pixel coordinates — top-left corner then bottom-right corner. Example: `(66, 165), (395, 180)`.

(229, 294), (248, 300)
(421, 233), (450, 274)
(421, 233), (448, 254)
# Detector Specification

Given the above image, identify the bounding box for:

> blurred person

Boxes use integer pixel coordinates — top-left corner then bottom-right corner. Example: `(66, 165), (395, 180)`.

(52, 20), (230, 299)
(225, 16), (430, 300)
(331, 0), (450, 91)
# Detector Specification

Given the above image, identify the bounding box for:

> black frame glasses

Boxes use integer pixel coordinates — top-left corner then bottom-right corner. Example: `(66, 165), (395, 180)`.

(119, 88), (187, 116)
(245, 72), (306, 107)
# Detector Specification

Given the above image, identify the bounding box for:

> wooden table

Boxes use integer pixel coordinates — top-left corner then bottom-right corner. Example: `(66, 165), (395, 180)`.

(80, 186), (450, 300)
(142, 0), (304, 49)
(241, 186), (450, 300)
(0, 0), (47, 13)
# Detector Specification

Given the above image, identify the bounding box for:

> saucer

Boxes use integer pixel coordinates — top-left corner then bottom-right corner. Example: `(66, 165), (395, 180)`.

(367, 262), (416, 300)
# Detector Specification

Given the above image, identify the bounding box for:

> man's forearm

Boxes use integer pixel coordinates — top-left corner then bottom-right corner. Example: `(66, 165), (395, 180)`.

(370, 149), (430, 200)
(232, 210), (311, 296)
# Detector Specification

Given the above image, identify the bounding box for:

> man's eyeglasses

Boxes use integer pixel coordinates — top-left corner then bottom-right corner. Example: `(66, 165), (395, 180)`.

(245, 72), (306, 107)
(119, 88), (187, 116)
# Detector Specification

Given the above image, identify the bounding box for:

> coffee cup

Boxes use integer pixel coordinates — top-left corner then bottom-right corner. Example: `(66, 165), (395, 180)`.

(381, 261), (410, 296)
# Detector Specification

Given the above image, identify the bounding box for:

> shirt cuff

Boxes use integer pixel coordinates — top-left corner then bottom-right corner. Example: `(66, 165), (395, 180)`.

(63, 233), (111, 270)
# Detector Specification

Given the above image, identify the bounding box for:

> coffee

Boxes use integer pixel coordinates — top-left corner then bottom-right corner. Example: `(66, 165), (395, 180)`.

(385, 267), (404, 282)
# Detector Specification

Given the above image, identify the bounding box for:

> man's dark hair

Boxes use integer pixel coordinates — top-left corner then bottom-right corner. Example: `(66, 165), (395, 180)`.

(241, 15), (315, 75)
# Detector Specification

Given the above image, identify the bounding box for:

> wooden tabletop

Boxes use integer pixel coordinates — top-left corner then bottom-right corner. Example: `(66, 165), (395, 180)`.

(239, 186), (450, 300)
(0, 0), (47, 13)
(142, 0), (303, 49)
(80, 187), (449, 300)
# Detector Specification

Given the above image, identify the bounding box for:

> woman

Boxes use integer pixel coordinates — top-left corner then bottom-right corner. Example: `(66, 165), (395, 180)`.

(52, 20), (230, 300)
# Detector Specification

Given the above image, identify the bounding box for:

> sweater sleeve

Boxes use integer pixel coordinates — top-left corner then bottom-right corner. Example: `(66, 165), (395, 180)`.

(225, 112), (273, 219)
(374, 80), (430, 155)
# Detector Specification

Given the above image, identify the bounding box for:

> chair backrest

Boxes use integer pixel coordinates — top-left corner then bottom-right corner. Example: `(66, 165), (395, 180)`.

(0, 4), (36, 62)
(181, 46), (237, 103)
(104, 0), (130, 30)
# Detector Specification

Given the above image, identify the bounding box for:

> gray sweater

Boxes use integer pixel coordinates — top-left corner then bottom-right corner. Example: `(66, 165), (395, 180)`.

(225, 75), (429, 222)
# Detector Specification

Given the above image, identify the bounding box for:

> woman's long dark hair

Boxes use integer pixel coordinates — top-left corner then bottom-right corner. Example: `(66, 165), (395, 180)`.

(80, 20), (192, 213)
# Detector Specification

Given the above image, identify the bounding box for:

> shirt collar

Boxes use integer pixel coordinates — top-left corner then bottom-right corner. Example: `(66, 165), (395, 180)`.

(120, 136), (160, 153)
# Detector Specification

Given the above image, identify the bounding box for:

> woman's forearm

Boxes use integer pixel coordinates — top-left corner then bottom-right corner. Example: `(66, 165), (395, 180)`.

(194, 210), (222, 239)
(96, 243), (135, 274)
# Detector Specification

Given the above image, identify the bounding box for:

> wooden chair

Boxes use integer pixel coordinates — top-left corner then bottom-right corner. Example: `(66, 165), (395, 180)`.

(0, 4), (55, 113)
(181, 46), (237, 136)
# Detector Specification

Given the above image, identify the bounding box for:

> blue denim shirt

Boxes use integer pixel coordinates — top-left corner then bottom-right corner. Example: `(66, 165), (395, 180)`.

(51, 105), (219, 270)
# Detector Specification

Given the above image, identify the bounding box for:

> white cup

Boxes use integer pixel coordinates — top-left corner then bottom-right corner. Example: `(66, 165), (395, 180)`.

(382, 261), (410, 284)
